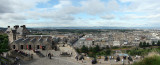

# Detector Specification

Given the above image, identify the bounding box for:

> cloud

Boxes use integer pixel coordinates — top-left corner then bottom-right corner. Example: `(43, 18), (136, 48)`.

(101, 14), (115, 20)
(0, 0), (160, 27)
(80, 0), (106, 15)
(53, 0), (71, 9)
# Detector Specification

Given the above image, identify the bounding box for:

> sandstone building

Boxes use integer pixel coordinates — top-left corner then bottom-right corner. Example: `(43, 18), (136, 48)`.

(5, 25), (54, 50)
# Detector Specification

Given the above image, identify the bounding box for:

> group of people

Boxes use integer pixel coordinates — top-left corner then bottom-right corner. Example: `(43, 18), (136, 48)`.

(115, 55), (133, 64)
(14, 50), (29, 56)
(75, 55), (84, 63)
(93, 55), (134, 64)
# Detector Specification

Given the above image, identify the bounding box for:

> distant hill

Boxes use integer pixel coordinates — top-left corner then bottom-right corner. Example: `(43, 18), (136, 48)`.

(0, 27), (6, 31)
(30, 26), (160, 30)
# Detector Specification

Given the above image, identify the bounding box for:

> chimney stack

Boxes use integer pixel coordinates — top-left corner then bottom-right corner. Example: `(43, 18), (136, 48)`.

(14, 25), (19, 29)
(21, 25), (26, 28)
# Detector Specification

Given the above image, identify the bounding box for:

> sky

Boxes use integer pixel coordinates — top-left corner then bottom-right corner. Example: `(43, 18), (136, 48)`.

(0, 0), (160, 27)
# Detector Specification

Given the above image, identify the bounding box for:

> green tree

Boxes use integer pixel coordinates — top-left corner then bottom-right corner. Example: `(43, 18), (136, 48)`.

(152, 41), (156, 46)
(139, 42), (143, 47)
(89, 47), (93, 52)
(146, 43), (150, 47)
(105, 49), (111, 55)
(93, 45), (100, 53)
(157, 41), (160, 46)
(143, 42), (147, 47)
(81, 45), (88, 53)
(0, 34), (9, 53)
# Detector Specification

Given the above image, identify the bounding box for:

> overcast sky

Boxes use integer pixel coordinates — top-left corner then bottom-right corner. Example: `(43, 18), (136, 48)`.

(0, 0), (160, 27)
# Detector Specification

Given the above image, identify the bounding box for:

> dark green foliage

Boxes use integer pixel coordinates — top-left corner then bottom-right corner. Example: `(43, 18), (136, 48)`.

(111, 46), (119, 49)
(92, 45), (100, 53)
(139, 42), (143, 47)
(146, 43), (150, 47)
(0, 34), (9, 53)
(143, 42), (147, 47)
(76, 45), (112, 58)
(157, 41), (160, 46)
(105, 49), (111, 55)
(81, 45), (88, 53)
(139, 42), (150, 48)
(152, 41), (156, 46)
(75, 48), (80, 53)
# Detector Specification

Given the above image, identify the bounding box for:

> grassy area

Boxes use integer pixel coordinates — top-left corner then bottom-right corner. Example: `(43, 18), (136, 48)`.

(76, 45), (111, 58)
(126, 47), (160, 56)
(133, 55), (160, 65)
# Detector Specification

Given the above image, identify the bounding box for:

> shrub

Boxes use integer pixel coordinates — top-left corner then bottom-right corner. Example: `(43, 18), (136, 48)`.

(133, 55), (160, 65)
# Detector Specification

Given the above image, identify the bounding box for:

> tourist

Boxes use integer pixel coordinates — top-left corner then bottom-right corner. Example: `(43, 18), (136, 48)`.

(49, 55), (52, 59)
(104, 56), (108, 61)
(48, 53), (51, 57)
(75, 55), (78, 61)
(92, 58), (97, 64)
(123, 56), (126, 60)
(31, 54), (33, 59)
(122, 59), (124, 64)
(109, 56), (111, 60)
(116, 55), (120, 62)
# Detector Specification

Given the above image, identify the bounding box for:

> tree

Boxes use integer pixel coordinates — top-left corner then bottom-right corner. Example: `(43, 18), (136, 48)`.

(81, 45), (88, 53)
(139, 42), (143, 47)
(93, 45), (100, 53)
(0, 34), (9, 53)
(152, 41), (156, 46)
(143, 42), (147, 47)
(89, 47), (93, 52)
(157, 41), (160, 46)
(146, 43), (150, 47)
(105, 49), (111, 55)
(106, 45), (110, 49)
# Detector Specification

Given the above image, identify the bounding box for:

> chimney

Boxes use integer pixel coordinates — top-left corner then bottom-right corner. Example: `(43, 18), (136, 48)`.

(14, 25), (19, 29)
(21, 25), (26, 28)
(23, 25), (26, 28)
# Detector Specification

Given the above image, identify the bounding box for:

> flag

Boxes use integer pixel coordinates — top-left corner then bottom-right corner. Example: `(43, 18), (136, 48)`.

(27, 45), (28, 49)
(40, 45), (42, 49)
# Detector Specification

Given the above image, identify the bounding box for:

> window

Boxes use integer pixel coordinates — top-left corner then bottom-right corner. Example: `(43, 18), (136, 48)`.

(13, 45), (16, 49)
(21, 45), (23, 49)
(37, 45), (40, 49)
(29, 45), (32, 49)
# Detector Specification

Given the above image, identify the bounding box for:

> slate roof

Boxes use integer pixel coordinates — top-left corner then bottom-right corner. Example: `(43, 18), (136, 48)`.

(22, 38), (30, 44)
(30, 38), (36, 43)
(14, 38), (24, 44)
(12, 37), (52, 44)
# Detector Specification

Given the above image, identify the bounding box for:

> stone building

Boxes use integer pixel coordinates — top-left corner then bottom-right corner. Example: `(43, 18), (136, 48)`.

(10, 36), (53, 50)
(5, 25), (30, 43)
(5, 25), (55, 50)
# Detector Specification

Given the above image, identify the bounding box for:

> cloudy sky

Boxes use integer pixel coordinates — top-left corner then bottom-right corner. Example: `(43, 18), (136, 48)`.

(0, 0), (160, 27)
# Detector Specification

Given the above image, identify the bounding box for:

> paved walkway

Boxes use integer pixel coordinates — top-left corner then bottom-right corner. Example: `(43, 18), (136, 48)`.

(21, 57), (82, 65)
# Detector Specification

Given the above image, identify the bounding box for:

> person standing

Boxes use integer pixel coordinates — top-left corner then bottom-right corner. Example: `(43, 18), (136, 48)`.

(122, 59), (124, 65)
(75, 55), (78, 61)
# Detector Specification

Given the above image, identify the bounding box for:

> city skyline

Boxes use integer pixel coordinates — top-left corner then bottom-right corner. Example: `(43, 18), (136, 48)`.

(0, 0), (160, 27)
